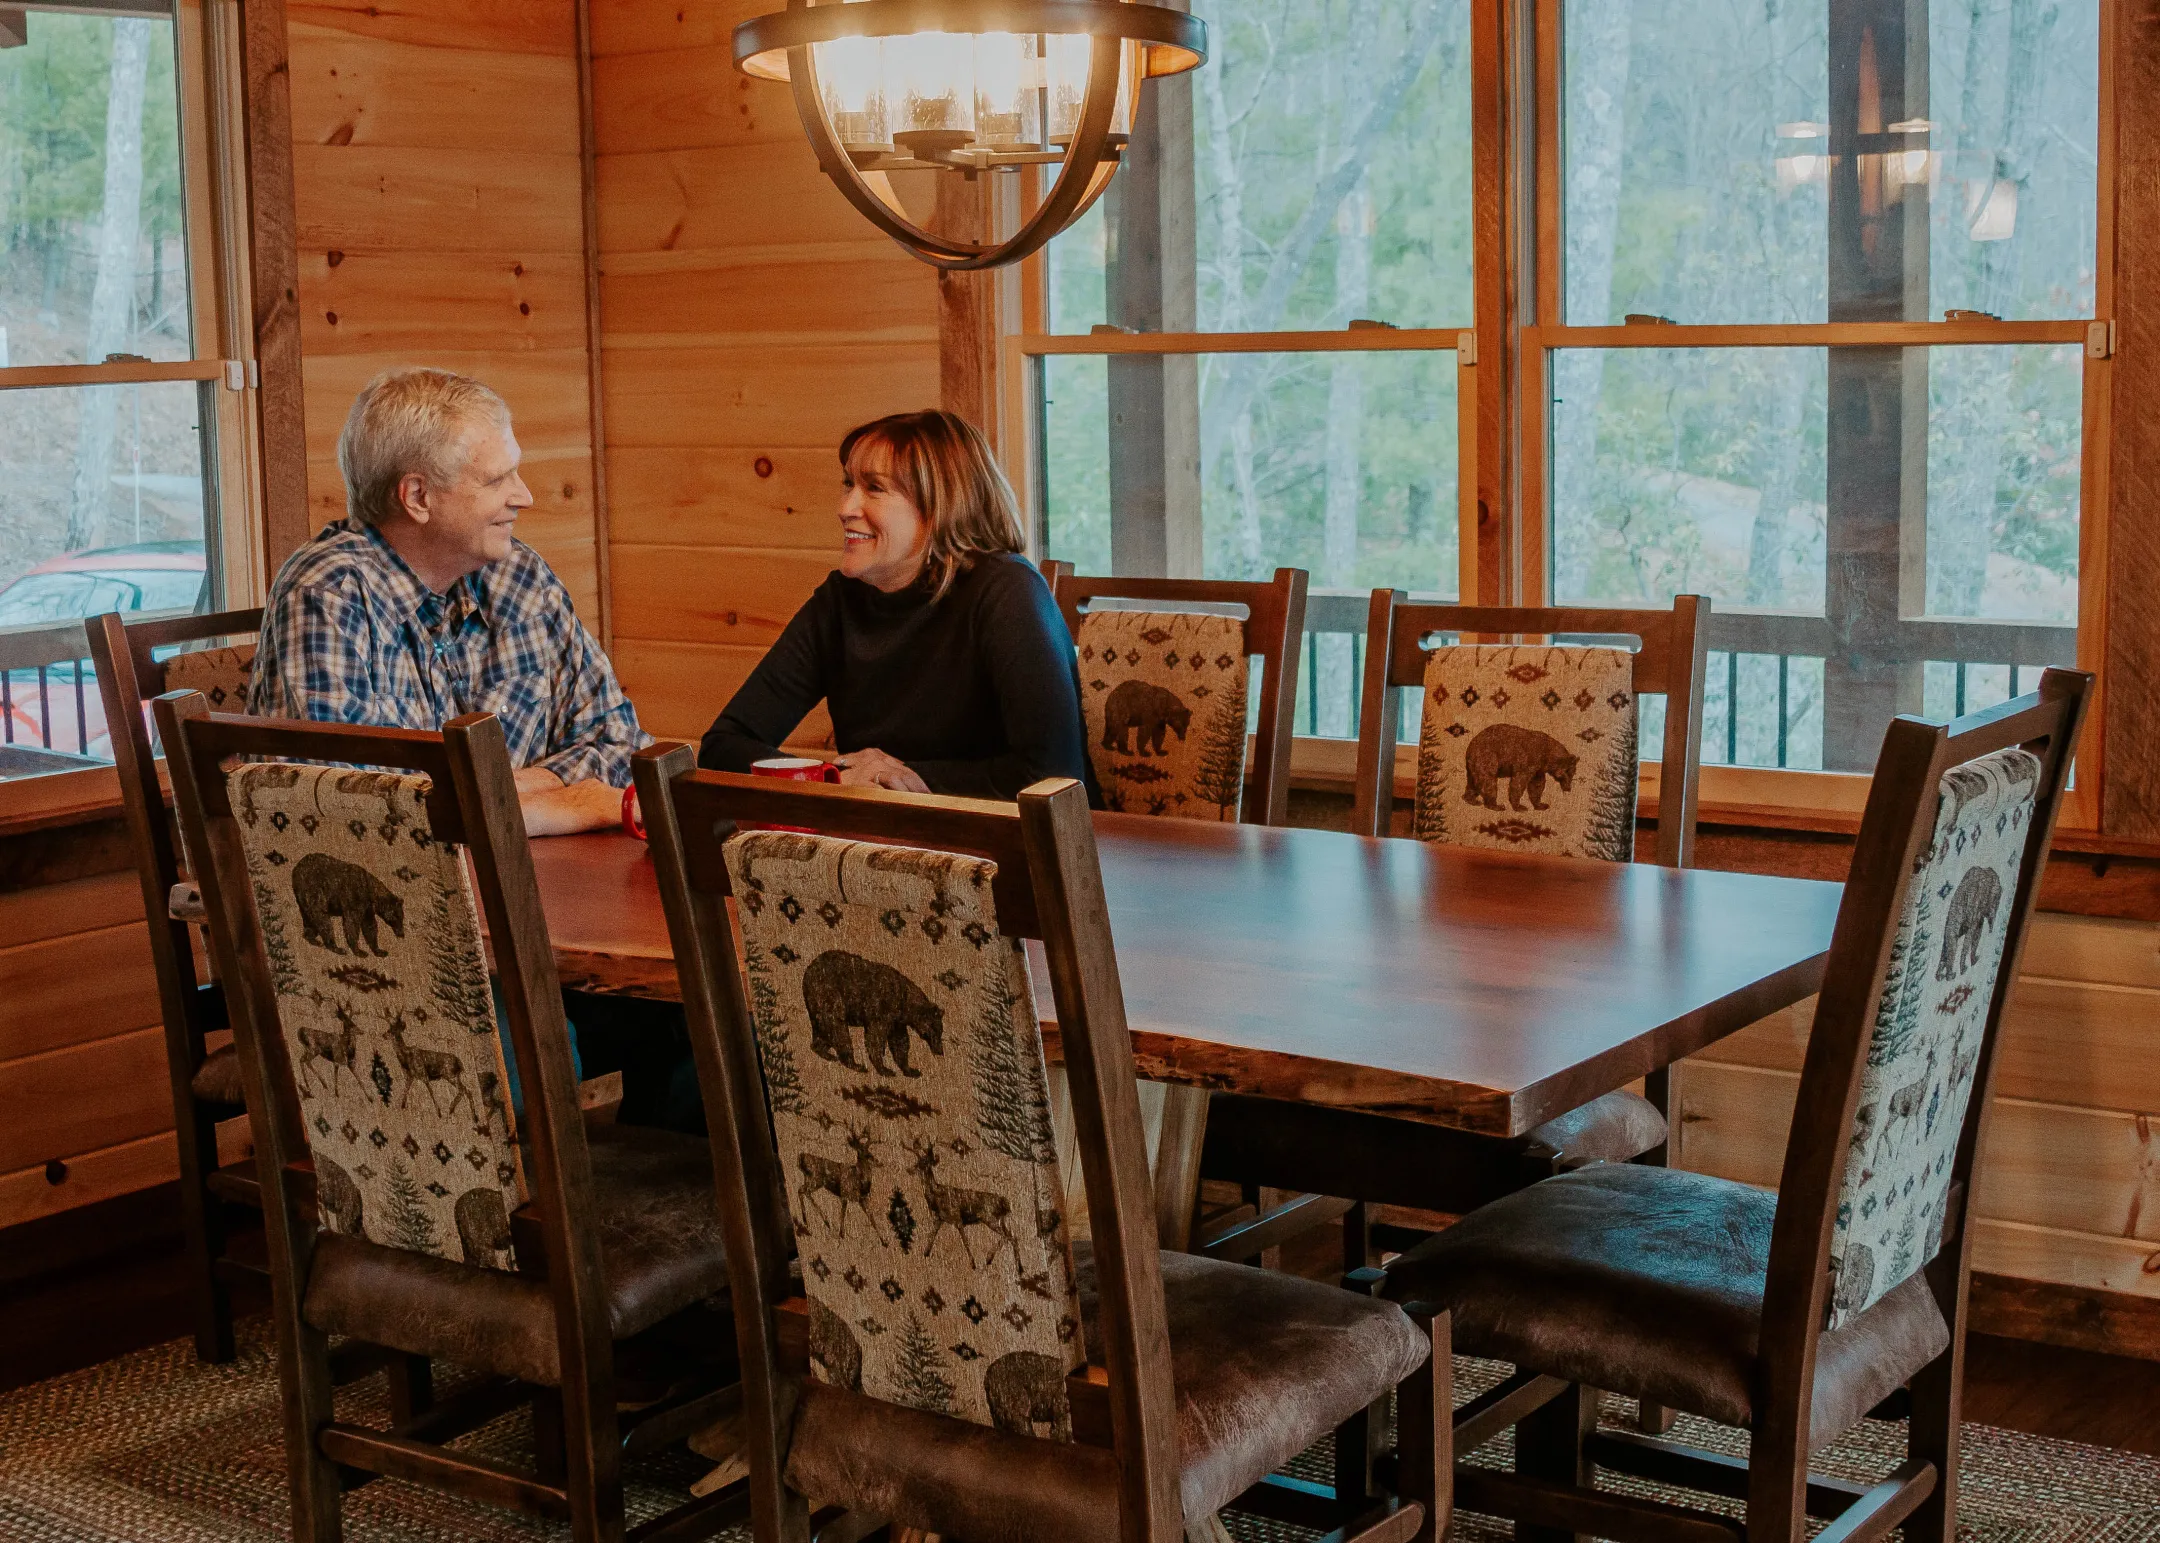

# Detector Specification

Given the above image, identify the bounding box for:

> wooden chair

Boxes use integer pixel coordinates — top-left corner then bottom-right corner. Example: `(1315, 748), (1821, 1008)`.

(1203, 594), (1712, 1271)
(1039, 562), (1313, 1255)
(159, 696), (744, 1543)
(631, 750), (1448, 1543)
(1039, 562), (1308, 828)
(85, 606), (263, 1363)
(1374, 669), (2090, 1543)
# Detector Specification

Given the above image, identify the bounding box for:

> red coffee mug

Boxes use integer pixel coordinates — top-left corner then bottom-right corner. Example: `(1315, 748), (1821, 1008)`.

(621, 784), (645, 840)
(745, 757), (838, 834)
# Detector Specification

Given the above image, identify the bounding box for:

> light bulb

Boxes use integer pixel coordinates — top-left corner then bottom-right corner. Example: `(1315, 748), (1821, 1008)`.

(814, 35), (890, 150)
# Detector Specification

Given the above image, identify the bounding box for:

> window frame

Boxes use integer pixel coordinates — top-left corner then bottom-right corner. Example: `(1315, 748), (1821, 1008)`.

(1004, 0), (2118, 835)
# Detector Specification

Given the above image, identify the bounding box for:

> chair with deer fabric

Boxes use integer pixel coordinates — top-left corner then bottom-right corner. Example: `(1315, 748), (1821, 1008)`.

(158, 696), (743, 1543)
(634, 751), (1448, 1543)
(86, 606), (263, 1363)
(1371, 670), (2088, 1543)
(1039, 563), (1311, 1256)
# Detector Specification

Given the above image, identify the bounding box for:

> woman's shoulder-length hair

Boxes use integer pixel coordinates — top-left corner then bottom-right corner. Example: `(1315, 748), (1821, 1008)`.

(840, 410), (1026, 603)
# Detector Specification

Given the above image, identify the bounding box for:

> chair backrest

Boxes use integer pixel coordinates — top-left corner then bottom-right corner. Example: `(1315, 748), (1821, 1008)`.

(85, 608), (263, 1102)
(634, 753), (1183, 1543)
(157, 701), (616, 1362)
(1759, 671), (2088, 1419)
(1351, 593), (1710, 867)
(1040, 563), (1309, 828)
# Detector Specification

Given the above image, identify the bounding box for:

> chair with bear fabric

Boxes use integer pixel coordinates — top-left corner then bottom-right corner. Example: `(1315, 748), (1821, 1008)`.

(86, 606), (264, 1364)
(158, 694), (743, 1543)
(632, 748), (1449, 1543)
(1039, 562), (1308, 828)
(1372, 669), (2088, 1543)
(1038, 562), (1311, 1256)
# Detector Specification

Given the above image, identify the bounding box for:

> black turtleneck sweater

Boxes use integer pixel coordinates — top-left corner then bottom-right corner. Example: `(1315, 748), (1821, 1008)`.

(698, 554), (1100, 805)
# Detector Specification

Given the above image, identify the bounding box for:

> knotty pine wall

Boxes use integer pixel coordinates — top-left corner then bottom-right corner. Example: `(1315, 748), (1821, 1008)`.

(286, 0), (602, 616)
(589, 0), (937, 742)
(1676, 912), (2160, 1304)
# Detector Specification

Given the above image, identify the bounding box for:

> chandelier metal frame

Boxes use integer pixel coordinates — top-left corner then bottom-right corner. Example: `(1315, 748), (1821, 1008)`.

(732, 0), (1208, 271)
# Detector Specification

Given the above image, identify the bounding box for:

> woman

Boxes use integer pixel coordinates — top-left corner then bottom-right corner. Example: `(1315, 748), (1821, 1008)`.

(699, 410), (1099, 804)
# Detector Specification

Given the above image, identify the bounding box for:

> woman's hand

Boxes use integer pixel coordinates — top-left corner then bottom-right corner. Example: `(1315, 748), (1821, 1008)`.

(835, 748), (930, 794)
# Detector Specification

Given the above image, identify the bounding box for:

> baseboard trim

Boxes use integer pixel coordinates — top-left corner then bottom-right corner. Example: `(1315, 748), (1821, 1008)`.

(1970, 1272), (2160, 1363)
(0, 1180), (184, 1291)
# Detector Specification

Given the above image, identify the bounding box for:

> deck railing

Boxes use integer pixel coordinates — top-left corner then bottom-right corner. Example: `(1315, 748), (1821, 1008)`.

(0, 619), (100, 759)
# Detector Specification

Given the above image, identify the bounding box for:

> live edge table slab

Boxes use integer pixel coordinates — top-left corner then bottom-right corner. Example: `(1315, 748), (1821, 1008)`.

(532, 814), (1842, 1140)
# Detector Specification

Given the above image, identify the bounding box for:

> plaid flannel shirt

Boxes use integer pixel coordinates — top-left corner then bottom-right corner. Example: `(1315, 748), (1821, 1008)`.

(249, 519), (649, 788)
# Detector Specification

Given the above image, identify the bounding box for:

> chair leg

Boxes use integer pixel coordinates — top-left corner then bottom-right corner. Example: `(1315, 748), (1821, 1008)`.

(1343, 1201), (1371, 1274)
(1514, 1380), (1592, 1543)
(532, 1388), (569, 1485)
(1395, 1310), (1451, 1543)
(284, 1316), (344, 1543)
(1634, 1398), (1678, 1434)
(176, 1102), (236, 1363)
(387, 1354), (434, 1426)
(561, 1367), (626, 1543)
(1904, 1318), (1966, 1543)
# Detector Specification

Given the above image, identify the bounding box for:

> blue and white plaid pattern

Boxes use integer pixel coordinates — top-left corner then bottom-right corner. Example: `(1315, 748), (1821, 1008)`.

(248, 520), (648, 788)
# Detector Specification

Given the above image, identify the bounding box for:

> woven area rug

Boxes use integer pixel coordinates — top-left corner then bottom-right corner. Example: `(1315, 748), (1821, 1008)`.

(2, 1325), (2155, 1542)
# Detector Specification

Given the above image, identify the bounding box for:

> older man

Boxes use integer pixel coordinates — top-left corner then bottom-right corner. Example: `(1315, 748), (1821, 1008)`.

(251, 366), (642, 834)
(252, 368), (703, 1127)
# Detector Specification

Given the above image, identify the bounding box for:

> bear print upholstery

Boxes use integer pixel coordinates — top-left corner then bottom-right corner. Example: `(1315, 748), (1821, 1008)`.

(723, 830), (1086, 1437)
(1075, 610), (1250, 821)
(164, 642), (257, 713)
(1414, 644), (1639, 862)
(1826, 746), (2042, 1329)
(225, 762), (526, 1271)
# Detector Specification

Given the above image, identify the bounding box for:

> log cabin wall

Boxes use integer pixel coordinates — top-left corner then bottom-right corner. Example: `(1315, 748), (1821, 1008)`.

(286, 0), (603, 615)
(588, 0), (936, 743)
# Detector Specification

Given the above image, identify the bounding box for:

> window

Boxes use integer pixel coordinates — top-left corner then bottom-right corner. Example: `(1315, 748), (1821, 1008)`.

(1017, 0), (2104, 800)
(0, 0), (254, 767)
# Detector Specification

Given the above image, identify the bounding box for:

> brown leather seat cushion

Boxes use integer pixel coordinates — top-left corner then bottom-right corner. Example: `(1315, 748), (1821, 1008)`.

(1381, 1164), (1949, 1450)
(189, 1043), (247, 1106)
(303, 1124), (728, 1385)
(1076, 1241), (1428, 1520)
(784, 1241), (1430, 1538)
(1524, 1089), (1667, 1169)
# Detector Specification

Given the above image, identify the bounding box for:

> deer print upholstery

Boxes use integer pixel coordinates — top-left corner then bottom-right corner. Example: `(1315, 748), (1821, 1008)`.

(164, 642), (257, 712)
(226, 763), (525, 1272)
(1076, 610), (1250, 821)
(1414, 644), (1638, 862)
(1826, 746), (2041, 1328)
(723, 830), (1086, 1437)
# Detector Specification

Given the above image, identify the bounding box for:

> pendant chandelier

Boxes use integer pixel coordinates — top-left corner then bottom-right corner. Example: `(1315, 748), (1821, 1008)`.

(733, 0), (1208, 271)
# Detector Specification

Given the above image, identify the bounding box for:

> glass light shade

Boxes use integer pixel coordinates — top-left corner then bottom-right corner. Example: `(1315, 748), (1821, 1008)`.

(1043, 33), (1138, 144)
(888, 30), (976, 146)
(973, 31), (1040, 146)
(815, 35), (891, 150)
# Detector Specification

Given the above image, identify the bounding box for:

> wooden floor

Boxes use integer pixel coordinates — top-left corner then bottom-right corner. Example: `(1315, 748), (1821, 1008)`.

(5, 1193), (2156, 1465)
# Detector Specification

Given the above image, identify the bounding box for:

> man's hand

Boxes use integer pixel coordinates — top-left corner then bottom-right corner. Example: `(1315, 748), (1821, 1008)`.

(834, 748), (930, 794)
(518, 770), (624, 837)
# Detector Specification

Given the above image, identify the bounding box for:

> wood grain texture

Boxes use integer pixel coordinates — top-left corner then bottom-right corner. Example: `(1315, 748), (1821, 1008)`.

(599, 343), (939, 448)
(287, 0), (575, 54)
(299, 251), (590, 354)
(606, 446), (843, 549)
(601, 252), (937, 348)
(609, 545), (833, 647)
(0, 1029), (174, 1175)
(0, 1118), (251, 1232)
(293, 144), (585, 254)
(0, 870), (141, 950)
(592, 43), (795, 154)
(243, 0), (312, 568)
(287, 22), (581, 152)
(595, 145), (865, 252)
(2104, 0), (2160, 839)
(588, 0), (741, 56)
(529, 819), (1839, 1134)
(0, 923), (162, 1063)
(301, 351), (594, 460)
(609, 638), (834, 746)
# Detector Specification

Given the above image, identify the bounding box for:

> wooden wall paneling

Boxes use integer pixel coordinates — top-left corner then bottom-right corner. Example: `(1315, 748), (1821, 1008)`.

(291, 145), (586, 257)
(610, 639), (835, 748)
(285, 0), (576, 54)
(600, 343), (939, 449)
(0, 871), (142, 950)
(285, 22), (581, 150)
(607, 546), (836, 648)
(588, 0), (738, 57)
(606, 447), (842, 549)
(591, 42), (798, 154)
(602, 250), (937, 348)
(596, 145), (876, 253)
(297, 251), (590, 355)
(2103, 0), (2160, 839)
(0, 1030), (176, 1177)
(0, 924), (162, 1065)
(240, 0), (311, 567)
(0, 1119), (252, 1233)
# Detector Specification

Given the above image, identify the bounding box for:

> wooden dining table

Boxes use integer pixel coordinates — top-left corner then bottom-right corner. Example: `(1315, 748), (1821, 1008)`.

(532, 813), (1842, 1140)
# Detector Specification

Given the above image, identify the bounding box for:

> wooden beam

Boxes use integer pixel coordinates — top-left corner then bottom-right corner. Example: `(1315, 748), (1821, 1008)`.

(237, 0), (308, 567)
(573, 0), (613, 651)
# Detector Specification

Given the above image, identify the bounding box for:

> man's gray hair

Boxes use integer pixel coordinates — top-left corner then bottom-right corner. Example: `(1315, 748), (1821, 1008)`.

(337, 367), (511, 528)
